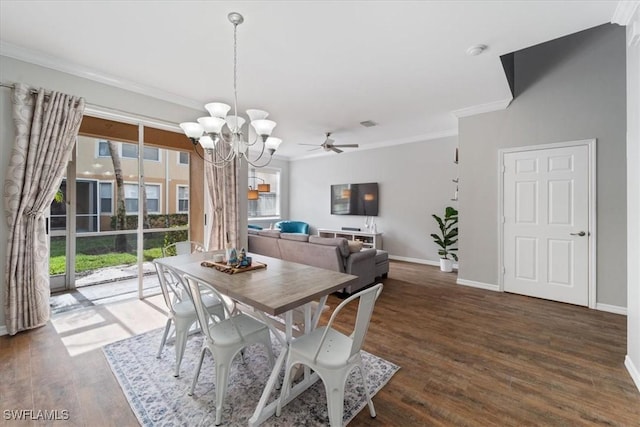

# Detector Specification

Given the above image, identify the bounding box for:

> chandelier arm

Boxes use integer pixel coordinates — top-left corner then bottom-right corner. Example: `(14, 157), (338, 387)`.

(213, 137), (237, 162)
(193, 142), (237, 169)
(245, 139), (267, 164)
(243, 132), (260, 147)
(245, 154), (275, 169)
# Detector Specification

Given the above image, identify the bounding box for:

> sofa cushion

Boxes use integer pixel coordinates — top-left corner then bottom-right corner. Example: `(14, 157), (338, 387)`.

(281, 233), (309, 242)
(308, 236), (349, 257)
(257, 230), (281, 238)
(248, 228), (259, 235)
(278, 238), (344, 272)
(347, 240), (364, 253)
(248, 234), (281, 259)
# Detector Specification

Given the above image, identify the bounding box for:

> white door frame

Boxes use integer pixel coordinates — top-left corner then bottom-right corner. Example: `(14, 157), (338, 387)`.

(498, 139), (597, 308)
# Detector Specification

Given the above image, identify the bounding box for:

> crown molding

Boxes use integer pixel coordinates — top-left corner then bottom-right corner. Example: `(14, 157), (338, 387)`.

(611, 1), (639, 26)
(451, 97), (513, 118)
(0, 41), (203, 111)
(290, 128), (458, 161)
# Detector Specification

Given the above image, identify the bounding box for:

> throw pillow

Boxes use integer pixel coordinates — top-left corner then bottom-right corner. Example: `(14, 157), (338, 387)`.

(347, 240), (364, 253)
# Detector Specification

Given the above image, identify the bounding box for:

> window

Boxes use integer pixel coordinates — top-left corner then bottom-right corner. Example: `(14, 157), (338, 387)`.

(124, 183), (139, 213)
(178, 151), (189, 165)
(248, 168), (281, 219)
(99, 182), (113, 214)
(124, 183), (161, 213)
(146, 184), (160, 213)
(177, 185), (189, 213)
(121, 143), (160, 161)
(97, 140), (111, 157)
(144, 147), (160, 161)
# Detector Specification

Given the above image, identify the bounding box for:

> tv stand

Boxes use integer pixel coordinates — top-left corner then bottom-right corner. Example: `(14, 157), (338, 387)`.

(317, 228), (383, 250)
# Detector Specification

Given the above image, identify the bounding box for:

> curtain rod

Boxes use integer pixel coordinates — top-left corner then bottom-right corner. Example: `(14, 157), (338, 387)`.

(0, 81), (182, 132)
(0, 81), (52, 96)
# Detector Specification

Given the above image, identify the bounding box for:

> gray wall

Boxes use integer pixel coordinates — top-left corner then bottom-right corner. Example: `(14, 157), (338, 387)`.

(624, 7), (640, 389)
(0, 56), (203, 332)
(289, 136), (458, 263)
(458, 24), (627, 306)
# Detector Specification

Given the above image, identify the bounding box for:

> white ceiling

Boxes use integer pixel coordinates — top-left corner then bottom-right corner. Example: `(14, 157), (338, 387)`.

(0, 1), (619, 159)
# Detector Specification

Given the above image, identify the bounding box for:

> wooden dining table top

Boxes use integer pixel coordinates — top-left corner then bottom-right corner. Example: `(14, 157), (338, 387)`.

(155, 251), (357, 316)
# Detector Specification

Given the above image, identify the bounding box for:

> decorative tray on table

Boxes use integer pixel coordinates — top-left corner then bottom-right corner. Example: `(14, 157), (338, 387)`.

(200, 260), (267, 275)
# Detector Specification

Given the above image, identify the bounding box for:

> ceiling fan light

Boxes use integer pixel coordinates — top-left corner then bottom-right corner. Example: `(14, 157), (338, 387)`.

(197, 116), (226, 134)
(179, 122), (204, 139)
(205, 102), (231, 118)
(198, 135), (215, 149)
(265, 137), (282, 151)
(252, 119), (277, 137)
(246, 109), (269, 121)
(226, 115), (246, 132)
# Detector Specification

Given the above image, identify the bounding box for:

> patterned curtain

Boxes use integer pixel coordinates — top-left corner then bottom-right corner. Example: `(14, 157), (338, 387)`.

(205, 146), (239, 251)
(4, 83), (85, 335)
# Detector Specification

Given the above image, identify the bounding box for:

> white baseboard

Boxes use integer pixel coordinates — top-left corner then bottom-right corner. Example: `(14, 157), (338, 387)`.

(595, 303), (627, 315)
(625, 355), (640, 392)
(388, 255), (458, 270)
(389, 255), (438, 266)
(456, 278), (501, 292)
(0, 325), (8, 336)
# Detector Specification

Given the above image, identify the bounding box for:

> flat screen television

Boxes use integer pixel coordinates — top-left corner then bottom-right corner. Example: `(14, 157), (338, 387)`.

(330, 182), (379, 216)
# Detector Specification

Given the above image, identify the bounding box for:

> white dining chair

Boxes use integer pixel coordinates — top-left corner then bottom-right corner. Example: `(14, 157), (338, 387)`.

(162, 240), (205, 257)
(184, 273), (275, 426)
(154, 261), (225, 377)
(276, 282), (383, 426)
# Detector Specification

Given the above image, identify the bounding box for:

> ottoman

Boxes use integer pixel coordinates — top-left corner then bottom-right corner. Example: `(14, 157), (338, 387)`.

(375, 250), (389, 279)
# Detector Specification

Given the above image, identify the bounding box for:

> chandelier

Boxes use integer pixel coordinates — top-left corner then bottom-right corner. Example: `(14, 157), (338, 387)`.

(179, 12), (282, 168)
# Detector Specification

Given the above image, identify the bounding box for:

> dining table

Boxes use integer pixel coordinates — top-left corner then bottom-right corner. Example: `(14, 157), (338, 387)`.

(154, 250), (358, 426)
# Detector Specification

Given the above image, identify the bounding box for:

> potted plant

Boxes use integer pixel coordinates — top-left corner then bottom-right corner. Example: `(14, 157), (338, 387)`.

(430, 206), (458, 272)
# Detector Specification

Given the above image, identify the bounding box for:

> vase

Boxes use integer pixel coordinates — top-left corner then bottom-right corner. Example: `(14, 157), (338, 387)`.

(440, 258), (453, 272)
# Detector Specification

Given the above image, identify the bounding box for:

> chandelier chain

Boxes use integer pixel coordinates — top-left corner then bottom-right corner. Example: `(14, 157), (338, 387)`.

(233, 22), (239, 125)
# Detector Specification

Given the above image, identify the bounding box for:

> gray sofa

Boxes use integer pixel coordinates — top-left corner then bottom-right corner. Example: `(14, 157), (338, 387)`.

(248, 230), (376, 294)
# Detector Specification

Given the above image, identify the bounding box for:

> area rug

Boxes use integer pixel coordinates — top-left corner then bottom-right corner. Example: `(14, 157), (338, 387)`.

(103, 328), (399, 426)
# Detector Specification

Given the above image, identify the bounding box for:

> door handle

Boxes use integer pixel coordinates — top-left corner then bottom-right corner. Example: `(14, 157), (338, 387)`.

(570, 231), (586, 236)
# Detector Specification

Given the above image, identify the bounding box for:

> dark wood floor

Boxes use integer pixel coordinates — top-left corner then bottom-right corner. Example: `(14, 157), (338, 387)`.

(1, 261), (639, 426)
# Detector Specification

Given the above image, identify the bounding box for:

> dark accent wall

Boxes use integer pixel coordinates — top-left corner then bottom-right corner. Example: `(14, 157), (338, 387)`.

(458, 24), (627, 306)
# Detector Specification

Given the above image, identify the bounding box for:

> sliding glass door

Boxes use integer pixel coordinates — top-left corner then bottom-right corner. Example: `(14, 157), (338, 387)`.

(49, 117), (194, 299)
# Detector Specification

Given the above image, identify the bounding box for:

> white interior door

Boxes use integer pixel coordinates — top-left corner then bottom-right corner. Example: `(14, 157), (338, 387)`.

(502, 142), (592, 306)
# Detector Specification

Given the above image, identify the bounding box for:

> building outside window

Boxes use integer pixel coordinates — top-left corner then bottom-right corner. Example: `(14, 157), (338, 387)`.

(121, 143), (160, 161)
(124, 183), (161, 213)
(99, 182), (113, 214)
(248, 168), (280, 219)
(124, 183), (139, 213)
(97, 140), (111, 157)
(177, 185), (189, 213)
(178, 151), (189, 165)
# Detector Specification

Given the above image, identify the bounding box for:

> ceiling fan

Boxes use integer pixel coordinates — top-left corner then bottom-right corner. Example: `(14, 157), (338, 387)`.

(298, 132), (359, 154)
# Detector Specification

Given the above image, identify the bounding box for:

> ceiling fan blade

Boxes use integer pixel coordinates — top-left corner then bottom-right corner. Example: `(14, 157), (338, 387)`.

(332, 144), (359, 148)
(307, 147), (322, 151)
(298, 143), (320, 146)
(330, 147), (343, 153)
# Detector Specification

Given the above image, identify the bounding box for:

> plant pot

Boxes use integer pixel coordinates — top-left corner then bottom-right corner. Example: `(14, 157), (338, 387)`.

(440, 258), (453, 272)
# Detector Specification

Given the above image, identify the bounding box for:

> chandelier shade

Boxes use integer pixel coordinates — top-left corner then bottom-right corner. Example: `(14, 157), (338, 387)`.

(179, 12), (283, 168)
